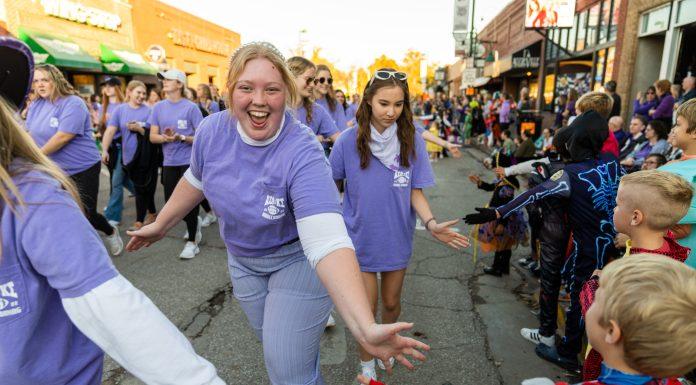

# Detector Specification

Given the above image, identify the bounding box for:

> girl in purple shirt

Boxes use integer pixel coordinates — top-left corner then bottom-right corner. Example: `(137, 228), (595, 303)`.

(148, 69), (204, 259)
(633, 86), (658, 119)
(313, 64), (348, 132)
(1, 35), (224, 385)
(287, 56), (340, 144)
(329, 68), (469, 381)
(26, 64), (123, 256)
(128, 42), (430, 385)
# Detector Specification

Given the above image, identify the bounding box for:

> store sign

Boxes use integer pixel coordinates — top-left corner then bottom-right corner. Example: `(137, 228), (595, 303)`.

(512, 49), (540, 69)
(462, 68), (478, 86)
(41, 0), (122, 31)
(525, 0), (576, 28)
(145, 45), (166, 64)
(36, 36), (81, 55)
(168, 28), (231, 56)
(453, 0), (470, 53)
(113, 49), (147, 65)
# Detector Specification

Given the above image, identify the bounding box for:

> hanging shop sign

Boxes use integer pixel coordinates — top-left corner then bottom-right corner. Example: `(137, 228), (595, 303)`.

(512, 49), (540, 69)
(40, 0), (122, 31)
(167, 28), (232, 56)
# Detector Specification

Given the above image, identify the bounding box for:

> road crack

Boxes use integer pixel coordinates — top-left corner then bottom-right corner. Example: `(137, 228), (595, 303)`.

(179, 283), (233, 339)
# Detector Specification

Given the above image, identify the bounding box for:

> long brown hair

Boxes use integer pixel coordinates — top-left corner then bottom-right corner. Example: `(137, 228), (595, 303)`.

(356, 68), (416, 169)
(99, 80), (125, 134)
(35, 64), (79, 103)
(315, 64), (337, 112)
(287, 56), (315, 124)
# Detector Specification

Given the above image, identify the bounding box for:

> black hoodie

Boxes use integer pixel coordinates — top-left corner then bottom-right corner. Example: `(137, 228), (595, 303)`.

(552, 110), (609, 162)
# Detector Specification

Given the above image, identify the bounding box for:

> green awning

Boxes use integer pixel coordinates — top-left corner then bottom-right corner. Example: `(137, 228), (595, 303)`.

(18, 28), (101, 71)
(100, 44), (157, 75)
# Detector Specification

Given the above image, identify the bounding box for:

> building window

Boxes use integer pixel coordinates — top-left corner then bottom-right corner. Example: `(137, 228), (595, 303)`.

(640, 4), (671, 36)
(677, 0), (696, 26)
(587, 4), (601, 47)
(577, 11), (588, 51)
(594, 48), (607, 90)
(599, 0), (611, 44)
(604, 46), (616, 83)
(560, 28), (569, 52)
(609, 0), (621, 41)
(544, 73), (556, 107)
(568, 15), (578, 52)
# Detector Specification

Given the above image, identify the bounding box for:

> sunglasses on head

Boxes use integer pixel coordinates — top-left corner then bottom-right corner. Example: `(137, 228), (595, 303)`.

(314, 77), (333, 85)
(373, 70), (408, 82)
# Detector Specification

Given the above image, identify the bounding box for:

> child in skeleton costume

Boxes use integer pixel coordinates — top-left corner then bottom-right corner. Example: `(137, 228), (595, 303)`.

(465, 110), (623, 370)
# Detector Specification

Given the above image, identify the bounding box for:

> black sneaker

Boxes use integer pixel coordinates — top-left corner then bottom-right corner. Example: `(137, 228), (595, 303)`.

(535, 343), (579, 371)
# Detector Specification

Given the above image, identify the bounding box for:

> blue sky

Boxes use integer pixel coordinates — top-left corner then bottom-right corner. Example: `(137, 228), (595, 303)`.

(161, 0), (512, 70)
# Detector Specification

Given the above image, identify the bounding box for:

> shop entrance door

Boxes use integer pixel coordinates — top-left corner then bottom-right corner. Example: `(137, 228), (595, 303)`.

(630, 33), (665, 115)
(674, 23), (696, 82)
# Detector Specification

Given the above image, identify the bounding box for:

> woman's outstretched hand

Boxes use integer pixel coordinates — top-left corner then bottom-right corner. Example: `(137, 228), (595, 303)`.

(126, 222), (167, 251)
(429, 219), (470, 249)
(359, 322), (430, 375)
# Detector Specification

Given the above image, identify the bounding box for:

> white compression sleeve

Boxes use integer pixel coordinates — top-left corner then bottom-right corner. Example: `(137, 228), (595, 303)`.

(296, 213), (355, 268)
(183, 168), (203, 191)
(504, 157), (549, 177)
(62, 275), (225, 385)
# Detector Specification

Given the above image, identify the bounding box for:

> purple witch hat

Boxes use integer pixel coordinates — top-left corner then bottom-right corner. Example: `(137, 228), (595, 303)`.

(0, 36), (34, 110)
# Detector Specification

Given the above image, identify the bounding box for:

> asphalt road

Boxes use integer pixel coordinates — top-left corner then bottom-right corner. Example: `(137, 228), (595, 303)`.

(99, 148), (576, 385)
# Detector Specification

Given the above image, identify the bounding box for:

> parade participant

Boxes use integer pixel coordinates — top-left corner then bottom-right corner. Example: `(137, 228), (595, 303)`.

(329, 68), (468, 381)
(128, 42), (430, 385)
(346, 93), (360, 127)
(313, 64), (348, 132)
(146, 88), (161, 108)
(148, 69), (203, 259)
(580, 170), (692, 380)
(465, 110), (622, 370)
(99, 76), (135, 227)
(286, 56), (340, 143)
(197, 83), (220, 115)
(467, 153), (528, 277)
(210, 84), (227, 111)
(523, 255), (696, 385)
(660, 98), (696, 268)
(101, 81), (158, 231)
(26, 64), (123, 255)
(0, 35), (225, 385)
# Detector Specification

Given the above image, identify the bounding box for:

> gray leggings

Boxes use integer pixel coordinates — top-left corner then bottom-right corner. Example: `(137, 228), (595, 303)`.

(229, 242), (333, 385)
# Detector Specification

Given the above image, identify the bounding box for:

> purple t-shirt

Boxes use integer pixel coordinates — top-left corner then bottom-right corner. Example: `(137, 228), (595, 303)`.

(346, 103), (359, 120)
(148, 99), (203, 166)
(316, 97), (348, 131)
(294, 102), (339, 137)
(108, 103), (151, 165)
(26, 96), (100, 176)
(98, 102), (121, 139)
(189, 110), (342, 258)
(0, 162), (118, 385)
(329, 127), (436, 272)
(201, 100), (220, 115)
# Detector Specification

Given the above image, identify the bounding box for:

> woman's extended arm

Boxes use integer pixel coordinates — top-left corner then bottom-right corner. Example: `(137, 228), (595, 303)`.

(41, 131), (75, 155)
(411, 188), (469, 249)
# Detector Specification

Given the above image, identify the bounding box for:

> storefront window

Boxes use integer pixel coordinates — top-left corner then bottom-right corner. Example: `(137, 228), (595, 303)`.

(604, 46), (615, 83)
(568, 16), (578, 52)
(677, 0), (696, 26)
(544, 73), (556, 106)
(553, 28), (562, 57)
(73, 74), (95, 96)
(587, 4), (601, 47)
(594, 49), (606, 91)
(560, 29), (569, 52)
(609, 0), (621, 41)
(640, 4), (671, 36)
(576, 11), (588, 51)
(599, 0), (611, 44)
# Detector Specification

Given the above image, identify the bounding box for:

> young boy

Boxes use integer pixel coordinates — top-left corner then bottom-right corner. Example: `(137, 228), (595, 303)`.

(580, 169), (693, 379)
(524, 254), (696, 385)
(659, 98), (696, 268)
(465, 105), (623, 370)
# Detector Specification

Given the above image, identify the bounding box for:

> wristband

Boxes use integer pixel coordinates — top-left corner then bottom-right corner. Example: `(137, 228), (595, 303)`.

(179, 134), (186, 142)
(424, 217), (436, 231)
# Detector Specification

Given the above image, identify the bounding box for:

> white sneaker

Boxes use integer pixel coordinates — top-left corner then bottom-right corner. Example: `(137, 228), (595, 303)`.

(105, 226), (123, 256)
(415, 218), (426, 230)
(195, 217), (203, 245)
(201, 212), (217, 227)
(325, 313), (336, 328)
(179, 241), (200, 259)
(108, 219), (120, 227)
(520, 328), (555, 347)
(360, 360), (377, 382)
(377, 357), (395, 370)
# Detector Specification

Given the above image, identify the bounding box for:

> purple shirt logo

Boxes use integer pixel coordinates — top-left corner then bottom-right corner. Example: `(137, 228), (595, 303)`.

(262, 194), (286, 220)
(0, 280), (21, 317)
(177, 119), (187, 130)
(393, 170), (411, 187)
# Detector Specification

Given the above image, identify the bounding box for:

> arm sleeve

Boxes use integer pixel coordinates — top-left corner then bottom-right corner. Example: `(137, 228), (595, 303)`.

(318, 107), (339, 138)
(289, 140), (343, 219)
(296, 213), (354, 268)
(477, 181), (496, 191)
(62, 275), (225, 385)
(58, 98), (90, 135)
(496, 171), (571, 219)
(190, 105), (204, 131)
(188, 116), (212, 183)
(411, 135), (436, 188)
(20, 178), (118, 298)
(107, 106), (120, 129)
(147, 104), (159, 127)
(653, 97), (672, 117)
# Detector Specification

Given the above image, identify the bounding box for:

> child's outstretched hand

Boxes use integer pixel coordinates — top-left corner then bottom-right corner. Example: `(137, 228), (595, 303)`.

(468, 174), (481, 184)
(464, 207), (499, 224)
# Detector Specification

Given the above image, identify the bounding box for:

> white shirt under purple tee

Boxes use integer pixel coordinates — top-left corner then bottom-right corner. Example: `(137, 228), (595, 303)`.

(0, 162), (118, 385)
(316, 97), (348, 131)
(26, 95), (100, 175)
(108, 104), (151, 166)
(294, 102), (339, 138)
(187, 110), (342, 259)
(148, 98), (203, 166)
(329, 127), (435, 272)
